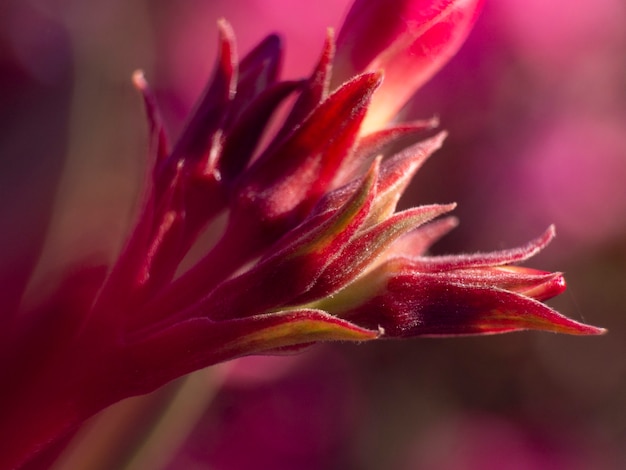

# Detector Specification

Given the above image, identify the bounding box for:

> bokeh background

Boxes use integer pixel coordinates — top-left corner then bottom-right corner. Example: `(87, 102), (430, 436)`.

(1, 0), (625, 468)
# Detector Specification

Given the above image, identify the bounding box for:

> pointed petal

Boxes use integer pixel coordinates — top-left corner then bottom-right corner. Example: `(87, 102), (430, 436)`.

(198, 160), (379, 320)
(385, 215), (459, 258)
(402, 267), (567, 301)
(222, 309), (379, 351)
(338, 117), (440, 182)
(367, 131), (448, 222)
(343, 272), (605, 337)
(231, 72), (382, 234)
(295, 203), (456, 304)
(507, 267), (567, 301)
(128, 22), (265, 301)
(127, 310), (378, 393)
(220, 80), (301, 183)
(309, 131), (447, 225)
(285, 157), (379, 260)
(413, 226), (557, 271)
(228, 33), (283, 124)
(334, 0), (484, 132)
(132, 70), (170, 168)
(157, 19), (237, 190)
(276, 29), (335, 141)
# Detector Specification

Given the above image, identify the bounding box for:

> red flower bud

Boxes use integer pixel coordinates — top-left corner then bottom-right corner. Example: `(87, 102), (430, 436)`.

(334, 0), (484, 132)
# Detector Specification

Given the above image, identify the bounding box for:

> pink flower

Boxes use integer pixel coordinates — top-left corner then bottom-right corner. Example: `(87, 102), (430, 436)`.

(0, 1), (604, 468)
(334, 0), (485, 132)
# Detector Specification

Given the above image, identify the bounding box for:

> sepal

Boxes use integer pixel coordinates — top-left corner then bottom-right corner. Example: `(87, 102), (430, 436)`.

(413, 226), (557, 271)
(337, 266), (605, 337)
(126, 309), (378, 394)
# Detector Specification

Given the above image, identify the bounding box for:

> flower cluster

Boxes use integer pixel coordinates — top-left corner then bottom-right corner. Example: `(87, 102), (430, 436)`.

(0, 1), (603, 468)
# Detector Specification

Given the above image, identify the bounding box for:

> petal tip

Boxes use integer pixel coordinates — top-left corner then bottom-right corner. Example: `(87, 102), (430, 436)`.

(538, 313), (607, 336)
(132, 69), (146, 89)
(564, 322), (607, 336)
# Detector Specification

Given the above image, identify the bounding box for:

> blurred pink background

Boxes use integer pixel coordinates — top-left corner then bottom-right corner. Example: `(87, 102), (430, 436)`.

(1, 0), (625, 468)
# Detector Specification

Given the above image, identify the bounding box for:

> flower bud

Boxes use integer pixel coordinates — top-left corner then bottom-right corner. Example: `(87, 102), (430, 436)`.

(334, 0), (484, 132)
